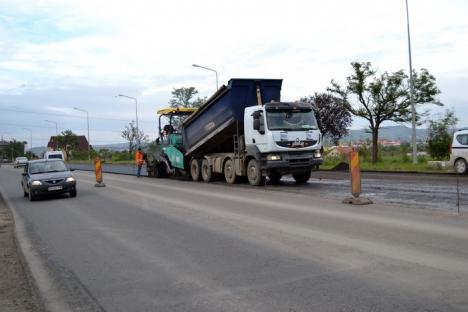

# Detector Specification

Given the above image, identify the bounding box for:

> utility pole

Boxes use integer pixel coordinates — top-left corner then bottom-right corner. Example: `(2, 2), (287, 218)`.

(405, 0), (417, 164)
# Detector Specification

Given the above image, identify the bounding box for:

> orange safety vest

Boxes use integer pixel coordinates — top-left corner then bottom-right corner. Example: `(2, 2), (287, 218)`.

(135, 151), (144, 166)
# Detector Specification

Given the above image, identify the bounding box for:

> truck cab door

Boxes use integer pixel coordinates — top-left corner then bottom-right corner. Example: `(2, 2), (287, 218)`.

(250, 110), (268, 151)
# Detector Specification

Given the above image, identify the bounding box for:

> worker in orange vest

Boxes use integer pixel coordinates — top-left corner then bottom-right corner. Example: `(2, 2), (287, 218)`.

(135, 147), (145, 177)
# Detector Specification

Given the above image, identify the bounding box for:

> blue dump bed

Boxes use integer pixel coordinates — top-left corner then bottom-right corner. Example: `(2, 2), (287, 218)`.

(182, 79), (282, 157)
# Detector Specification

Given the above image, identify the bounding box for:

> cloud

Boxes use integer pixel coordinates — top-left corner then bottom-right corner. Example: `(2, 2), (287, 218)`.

(0, 0), (467, 145)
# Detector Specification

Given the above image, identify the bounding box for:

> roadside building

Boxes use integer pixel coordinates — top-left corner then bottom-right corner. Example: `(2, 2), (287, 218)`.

(47, 135), (90, 152)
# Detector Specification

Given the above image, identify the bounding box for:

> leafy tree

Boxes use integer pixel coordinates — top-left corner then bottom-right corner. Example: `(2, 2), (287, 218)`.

(57, 129), (79, 159)
(328, 62), (442, 163)
(121, 121), (149, 154)
(169, 87), (206, 108)
(427, 109), (458, 160)
(5, 140), (26, 160)
(300, 93), (352, 145)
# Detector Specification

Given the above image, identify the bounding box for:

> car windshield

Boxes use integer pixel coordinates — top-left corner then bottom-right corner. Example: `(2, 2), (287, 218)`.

(17, 157), (27, 161)
(266, 109), (318, 131)
(48, 154), (63, 159)
(29, 161), (68, 174)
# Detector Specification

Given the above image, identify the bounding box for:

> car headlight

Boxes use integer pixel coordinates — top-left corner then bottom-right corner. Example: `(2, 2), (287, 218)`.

(66, 177), (76, 183)
(267, 154), (282, 161)
(31, 180), (42, 186)
(314, 150), (322, 158)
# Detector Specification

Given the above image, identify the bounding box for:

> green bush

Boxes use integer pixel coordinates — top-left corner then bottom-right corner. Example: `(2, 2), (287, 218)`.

(111, 151), (132, 162)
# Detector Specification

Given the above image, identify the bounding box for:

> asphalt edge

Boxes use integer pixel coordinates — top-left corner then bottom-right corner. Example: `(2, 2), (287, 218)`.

(0, 185), (71, 312)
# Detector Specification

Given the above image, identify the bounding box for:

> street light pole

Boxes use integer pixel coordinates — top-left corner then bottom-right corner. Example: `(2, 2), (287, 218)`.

(405, 0), (417, 164)
(192, 64), (218, 90)
(22, 128), (32, 158)
(116, 94), (139, 147)
(45, 120), (58, 136)
(44, 120), (58, 149)
(73, 107), (90, 161)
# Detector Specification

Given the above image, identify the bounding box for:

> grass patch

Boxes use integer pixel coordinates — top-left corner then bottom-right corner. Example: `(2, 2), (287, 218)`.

(322, 156), (450, 173)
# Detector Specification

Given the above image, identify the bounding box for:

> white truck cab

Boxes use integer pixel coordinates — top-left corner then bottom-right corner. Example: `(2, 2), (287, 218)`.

(44, 150), (66, 161)
(450, 128), (468, 174)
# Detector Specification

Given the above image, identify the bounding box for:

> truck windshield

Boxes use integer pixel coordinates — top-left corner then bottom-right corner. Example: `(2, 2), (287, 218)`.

(266, 109), (318, 131)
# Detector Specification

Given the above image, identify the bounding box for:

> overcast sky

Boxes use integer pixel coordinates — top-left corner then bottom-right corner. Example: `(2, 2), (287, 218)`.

(1, 0), (467, 148)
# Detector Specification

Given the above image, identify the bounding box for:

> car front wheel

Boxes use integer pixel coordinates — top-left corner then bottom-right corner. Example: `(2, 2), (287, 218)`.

(455, 158), (467, 174)
(28, 187), (35, 201)
(70, 189), (77, 197)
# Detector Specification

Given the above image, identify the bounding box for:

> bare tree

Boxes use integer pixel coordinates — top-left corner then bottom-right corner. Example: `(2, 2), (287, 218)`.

(121, 121), (148, 154)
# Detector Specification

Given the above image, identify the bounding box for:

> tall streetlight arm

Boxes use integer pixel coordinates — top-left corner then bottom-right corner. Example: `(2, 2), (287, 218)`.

(192, 64), (219, 90)
(116, 94), (139, 147)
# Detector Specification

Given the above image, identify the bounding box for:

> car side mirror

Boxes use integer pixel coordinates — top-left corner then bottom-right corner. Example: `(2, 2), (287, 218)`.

(70, 169), (75, 172)
(21, 172), (27, 176)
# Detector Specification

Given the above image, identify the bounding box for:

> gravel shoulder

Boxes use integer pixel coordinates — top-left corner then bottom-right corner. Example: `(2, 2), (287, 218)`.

(0, 194), (42, 312)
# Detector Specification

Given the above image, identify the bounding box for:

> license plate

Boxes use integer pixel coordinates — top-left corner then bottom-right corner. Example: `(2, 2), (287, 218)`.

(48, 186), (63, 191)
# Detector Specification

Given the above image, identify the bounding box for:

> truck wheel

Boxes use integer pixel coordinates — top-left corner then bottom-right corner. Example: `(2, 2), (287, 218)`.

(154, 162), (166, 178)
(293, 170), (311, 184)
(201, 159), (213, 182)
(190, 159), (201, 181)
(455, 158), (467, 174)
(268, 173), (282, 184)
(247, 159), (265, 186)
(224, 159), (236, 184)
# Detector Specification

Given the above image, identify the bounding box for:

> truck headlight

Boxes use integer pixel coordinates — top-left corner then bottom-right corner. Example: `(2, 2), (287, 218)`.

(66, 177), (76, 183)
(267, 154), (282, 161)
(31, 180), (42, 186)
(314, 150), (322, 158)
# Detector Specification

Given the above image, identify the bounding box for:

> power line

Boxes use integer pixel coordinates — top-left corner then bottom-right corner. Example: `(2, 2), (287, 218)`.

(0, 107), (156, 123)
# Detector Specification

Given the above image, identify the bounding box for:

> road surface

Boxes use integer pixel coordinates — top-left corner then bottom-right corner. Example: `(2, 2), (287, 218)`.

(1, 164), (468, 311)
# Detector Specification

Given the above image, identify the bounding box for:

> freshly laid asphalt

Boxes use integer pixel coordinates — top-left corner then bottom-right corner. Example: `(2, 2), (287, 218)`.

(1, 164), (468, 311)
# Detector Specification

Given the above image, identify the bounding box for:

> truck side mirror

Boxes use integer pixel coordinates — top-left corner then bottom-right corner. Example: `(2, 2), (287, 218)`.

(253, 119), (260, 131)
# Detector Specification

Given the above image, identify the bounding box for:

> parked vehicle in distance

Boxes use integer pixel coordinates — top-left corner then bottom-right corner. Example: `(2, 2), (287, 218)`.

(14, 156), (28, 168)
(450, 128), (468, 174)
(44, 150), (65, 160)
(21, 159), (77, 201)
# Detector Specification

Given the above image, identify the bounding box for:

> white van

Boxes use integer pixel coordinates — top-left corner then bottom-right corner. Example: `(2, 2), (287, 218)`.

(450, 128), (468, 174)
(44, 150), (66, 161)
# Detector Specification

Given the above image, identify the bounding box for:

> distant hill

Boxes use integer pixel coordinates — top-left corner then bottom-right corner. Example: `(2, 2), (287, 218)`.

(93, 143), (128, 151)
(339, 126), (427, 144)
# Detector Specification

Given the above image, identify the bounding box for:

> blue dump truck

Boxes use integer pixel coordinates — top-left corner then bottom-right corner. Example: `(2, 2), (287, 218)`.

(148, 78), (323, 185)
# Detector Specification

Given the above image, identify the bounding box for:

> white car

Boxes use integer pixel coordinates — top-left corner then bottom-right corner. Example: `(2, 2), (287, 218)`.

(14, 157), (28, 168)
(450, 128), (468, 174)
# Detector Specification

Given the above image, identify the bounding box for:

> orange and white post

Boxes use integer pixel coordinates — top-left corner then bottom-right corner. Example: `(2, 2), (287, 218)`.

(342, 150), (372, 205)
(350, 151), (361, 197)
(94, 157), (106, 187)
